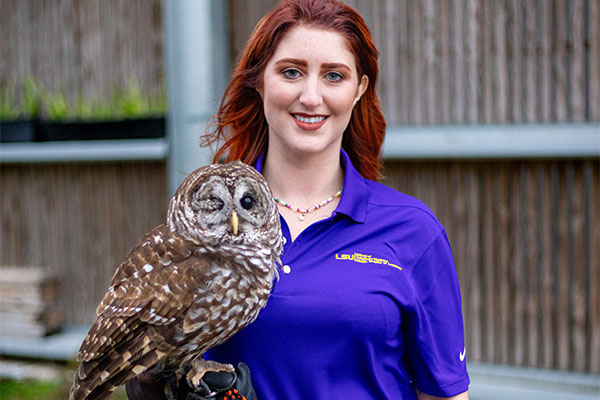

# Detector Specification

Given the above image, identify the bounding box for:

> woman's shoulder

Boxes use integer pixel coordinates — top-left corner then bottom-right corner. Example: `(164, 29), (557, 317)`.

(364, 179), (444, 231)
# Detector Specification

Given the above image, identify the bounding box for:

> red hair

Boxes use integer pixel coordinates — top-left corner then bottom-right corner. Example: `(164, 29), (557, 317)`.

(202, 0), (386, 180)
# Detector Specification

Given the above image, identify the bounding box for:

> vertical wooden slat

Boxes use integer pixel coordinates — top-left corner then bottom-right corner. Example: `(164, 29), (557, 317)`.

(465, 165), (482, 362)
(464, 0), (479, 123)
(510, 164), (525, 365)
(408, 0), (423, 124)
(537, 164), (554, 368)
(396, 0), (410, 124)
(523, 0), (537, 122)
(383, 0), (397, 124)
(481, 163), (495, 362)
(450, 0), (465, 123)
(586, 161), (600, 373)
(508, 0), (522, 123)
(570, 163), (587, 371)
(422, 0), (436, 124)
(437, 0), (450, 124)
(550, 164), (563, 368)
(538, 0), (552, 122)
(556, 163), (571, 369)
(589, 0), (600, 121)
(524, 164), (539, 367)
(568, 0), (586, 121)
(492, 0), (508, 123)
(552, 0), (569, 122)
(479, 0), (493, 123)
(62, 164), (87, 323)
(497, 165), (511, 364)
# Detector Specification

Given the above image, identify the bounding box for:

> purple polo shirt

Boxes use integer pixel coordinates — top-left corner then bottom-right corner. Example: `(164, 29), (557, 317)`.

(207, 150), (469, 399)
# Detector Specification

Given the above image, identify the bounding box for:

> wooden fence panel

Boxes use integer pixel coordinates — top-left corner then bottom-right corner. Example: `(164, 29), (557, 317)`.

(0, 0), (164, 107)
(0, 162), (168, 325)
(383, 159), (600, 373)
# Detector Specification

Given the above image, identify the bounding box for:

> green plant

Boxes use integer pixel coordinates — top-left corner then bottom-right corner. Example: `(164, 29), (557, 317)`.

(42, 90), (69, 122)
(114, 78), (148, 118)
(7, 76), (167, 122)
(0, 78), (42, 120)
(22, 77), (41, 118)
(71, 94), (92, 120)
(0, 80), (18, 120)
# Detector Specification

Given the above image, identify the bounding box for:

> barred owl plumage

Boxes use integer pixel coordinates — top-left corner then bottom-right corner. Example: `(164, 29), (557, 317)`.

(69, 161), (282, 400)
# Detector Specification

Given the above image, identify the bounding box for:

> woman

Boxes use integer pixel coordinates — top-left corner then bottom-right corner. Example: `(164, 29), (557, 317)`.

(130, 0), (469, 398)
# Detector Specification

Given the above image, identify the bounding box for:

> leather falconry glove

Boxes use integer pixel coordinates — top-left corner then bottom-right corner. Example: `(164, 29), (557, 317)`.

(126, 362), (257, 400)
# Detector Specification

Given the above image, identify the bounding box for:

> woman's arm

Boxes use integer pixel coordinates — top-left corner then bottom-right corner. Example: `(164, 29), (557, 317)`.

(416, 389), (469, 400)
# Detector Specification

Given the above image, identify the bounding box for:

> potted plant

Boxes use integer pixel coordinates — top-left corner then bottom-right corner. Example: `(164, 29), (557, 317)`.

(37, 79), (166, 141)
(0, 78), (41, 142)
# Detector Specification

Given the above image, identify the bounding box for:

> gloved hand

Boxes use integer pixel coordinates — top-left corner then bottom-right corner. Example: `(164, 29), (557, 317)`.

(126, 362), (257, 400)
(178, 362), (257, 400)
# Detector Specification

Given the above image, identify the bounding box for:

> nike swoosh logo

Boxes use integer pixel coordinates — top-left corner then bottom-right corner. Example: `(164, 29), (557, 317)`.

(459, 347), (466, 362)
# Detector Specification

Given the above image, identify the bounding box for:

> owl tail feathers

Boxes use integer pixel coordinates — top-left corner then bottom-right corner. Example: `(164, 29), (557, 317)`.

(69, 342), (167, 400)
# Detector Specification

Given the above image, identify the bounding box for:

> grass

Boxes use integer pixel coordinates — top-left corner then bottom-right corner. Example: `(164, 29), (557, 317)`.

(0, 377), (127, 400)
(0, 380), (62, 400)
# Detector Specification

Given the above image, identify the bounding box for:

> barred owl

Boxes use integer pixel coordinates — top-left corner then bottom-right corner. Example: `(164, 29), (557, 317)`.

(69, 161), (282, 400)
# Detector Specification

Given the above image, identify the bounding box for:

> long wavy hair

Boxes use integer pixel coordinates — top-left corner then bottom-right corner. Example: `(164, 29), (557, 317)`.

(202, 0), (386, 180)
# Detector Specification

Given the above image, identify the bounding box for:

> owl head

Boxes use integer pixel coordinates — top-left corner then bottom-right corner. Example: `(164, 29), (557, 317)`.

(167, 161), (282, 252)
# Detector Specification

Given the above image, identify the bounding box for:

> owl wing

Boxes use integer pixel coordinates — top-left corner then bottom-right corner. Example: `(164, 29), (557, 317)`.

(78, 223), (208, 363)
(71, 224), (214, 399)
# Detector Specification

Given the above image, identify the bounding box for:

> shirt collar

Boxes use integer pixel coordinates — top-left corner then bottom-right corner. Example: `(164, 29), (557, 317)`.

(253, 149), (368, 224)
(335, 149), (368, 223)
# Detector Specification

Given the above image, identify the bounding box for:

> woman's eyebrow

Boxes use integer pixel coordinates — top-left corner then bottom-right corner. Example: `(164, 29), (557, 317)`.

(274, 58), (307, 67)
(321, 63), (351, 73)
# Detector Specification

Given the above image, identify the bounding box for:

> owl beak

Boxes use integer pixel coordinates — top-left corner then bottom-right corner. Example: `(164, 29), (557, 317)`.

(231, 210), (239, 236)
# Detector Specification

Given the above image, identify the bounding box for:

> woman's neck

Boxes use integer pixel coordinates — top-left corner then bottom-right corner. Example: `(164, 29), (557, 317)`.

(262, 148), (344, 207)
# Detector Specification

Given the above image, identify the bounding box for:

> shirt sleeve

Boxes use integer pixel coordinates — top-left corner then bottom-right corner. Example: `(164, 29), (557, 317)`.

(402, 230), (470, 397)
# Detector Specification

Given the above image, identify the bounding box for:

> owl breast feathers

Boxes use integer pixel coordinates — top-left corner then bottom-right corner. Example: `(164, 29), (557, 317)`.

(69, 161), (282, 400)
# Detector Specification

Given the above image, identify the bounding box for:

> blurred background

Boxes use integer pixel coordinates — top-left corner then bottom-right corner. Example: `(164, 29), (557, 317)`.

(0, 0), (598, 399)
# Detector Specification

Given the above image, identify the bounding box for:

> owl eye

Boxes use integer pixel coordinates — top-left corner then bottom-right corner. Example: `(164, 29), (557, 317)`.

(208, 196), (224, 211)
(240, 194), (255, 210)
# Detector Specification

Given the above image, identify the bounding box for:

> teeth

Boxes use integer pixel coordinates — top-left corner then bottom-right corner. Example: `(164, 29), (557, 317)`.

(294, 115), (326, 123)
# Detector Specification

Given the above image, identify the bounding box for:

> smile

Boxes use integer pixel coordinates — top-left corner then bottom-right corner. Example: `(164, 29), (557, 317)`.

(291, 114), (328, 131)
(292, 114), (328, 123)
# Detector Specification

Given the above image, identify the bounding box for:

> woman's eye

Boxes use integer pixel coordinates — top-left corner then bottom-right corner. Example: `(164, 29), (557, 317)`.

(325, 72), (343, 82)
(283, 69), (300, 79)
(240, 195), (255, 210)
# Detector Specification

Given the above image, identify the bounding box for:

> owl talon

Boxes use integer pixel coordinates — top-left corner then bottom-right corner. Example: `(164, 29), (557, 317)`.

(187, 359), (235, 394)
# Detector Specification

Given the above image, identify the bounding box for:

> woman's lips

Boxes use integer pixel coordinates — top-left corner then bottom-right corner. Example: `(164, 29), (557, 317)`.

(291, 113), (328, 131)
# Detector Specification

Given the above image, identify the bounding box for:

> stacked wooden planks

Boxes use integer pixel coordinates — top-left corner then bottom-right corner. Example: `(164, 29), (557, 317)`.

(0, 266), (62, 338)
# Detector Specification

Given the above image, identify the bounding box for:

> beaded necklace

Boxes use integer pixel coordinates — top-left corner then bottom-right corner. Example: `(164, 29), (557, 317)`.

(275, 189), (342, 221)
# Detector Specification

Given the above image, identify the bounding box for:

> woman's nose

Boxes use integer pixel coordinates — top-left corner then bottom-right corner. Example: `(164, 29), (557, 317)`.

(298, 77), (323, 108)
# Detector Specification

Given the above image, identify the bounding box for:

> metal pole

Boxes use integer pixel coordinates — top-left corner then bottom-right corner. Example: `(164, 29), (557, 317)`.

(162, 0), (229, 196)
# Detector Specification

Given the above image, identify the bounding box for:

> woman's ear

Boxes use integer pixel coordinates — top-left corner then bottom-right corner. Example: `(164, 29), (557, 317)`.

(354, 74), (369, 106)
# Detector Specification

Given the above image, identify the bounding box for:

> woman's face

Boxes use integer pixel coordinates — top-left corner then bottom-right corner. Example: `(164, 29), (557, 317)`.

(259, 25), (368, 159)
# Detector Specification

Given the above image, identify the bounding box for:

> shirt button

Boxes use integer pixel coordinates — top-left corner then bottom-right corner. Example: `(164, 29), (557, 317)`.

(282, 264), (291, 274)
(282, 236), (287, 245)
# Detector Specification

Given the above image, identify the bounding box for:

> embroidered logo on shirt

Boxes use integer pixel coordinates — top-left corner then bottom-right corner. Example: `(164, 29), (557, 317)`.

(335, 253), (402, 271)
(459, 347), (466, 362)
